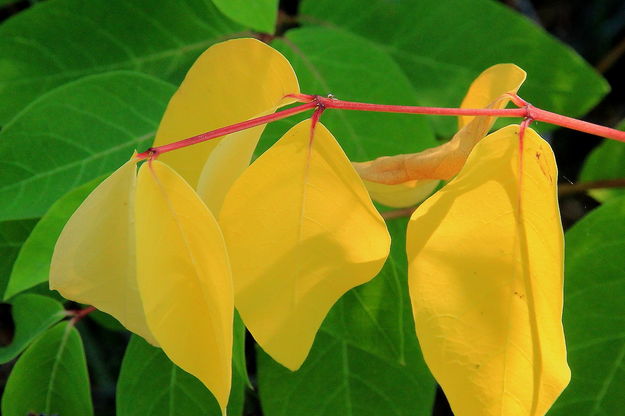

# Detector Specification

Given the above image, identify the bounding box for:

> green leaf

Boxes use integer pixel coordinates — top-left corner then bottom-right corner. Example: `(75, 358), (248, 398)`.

(233, 311), (250, 387)
(299, 0), (608, 136)
(549, 196), (625, 415)
(0, 0), (241, 123)
(0, 71), (175, 222)
(211, 0), (277, 33)
(0, 219), (37, 297)
(261, 27), (436, 161)
(117, 331), (246, 416)
(257, 218), (436, 416)
(5, 176), (104, 300)
(88, 310), (126, 332)
(578, 120), (625, 202)
(1, 321), (93, 416)
(0, 293), (66, 364)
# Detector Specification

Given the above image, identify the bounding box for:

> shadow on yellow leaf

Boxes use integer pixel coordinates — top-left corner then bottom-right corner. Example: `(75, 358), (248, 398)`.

(136, 160), (233, 414)
(50, 157), (234, 414)
(50, 157), (157, 345)
(219, 119), (391, 370)
(407, 125), (569, 416)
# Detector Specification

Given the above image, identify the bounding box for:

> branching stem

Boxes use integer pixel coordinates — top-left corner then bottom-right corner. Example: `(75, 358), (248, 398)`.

(69, 305), (97, 325)
(136, 93), (625, 160)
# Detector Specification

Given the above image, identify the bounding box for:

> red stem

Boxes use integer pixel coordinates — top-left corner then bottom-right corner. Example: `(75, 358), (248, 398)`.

(316, 95), (527, 117)
(531, 107), (625, 142)
(69, 305), (97, 325)
(313, 95), (625, 142)
(136, 101), (317, 160)
(138, 93), (625, 159)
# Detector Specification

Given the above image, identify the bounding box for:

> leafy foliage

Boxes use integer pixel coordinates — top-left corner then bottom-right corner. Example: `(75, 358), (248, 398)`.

(579, 120), (625, 201)
(1, 322), (93, 416)
(117, 335), (245, 416)
(0, 220), (37, 296)
(0, 1), (623, 416)
(550, 196), (625, 415)
(257, 219), (436, 416)
(0, 294), (66, 363)
(220, 120), (390, 370)
(408, 126), (568, 414)
(210, 0), (278, 33)
(0, 72), (174, 221)
(5, 176), (103, 300)
(0, 0), (240, 124)
(299, 0), (608, 135)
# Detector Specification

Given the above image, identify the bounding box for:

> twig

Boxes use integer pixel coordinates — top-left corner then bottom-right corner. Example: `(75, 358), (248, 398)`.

(558, 178), (625, 196)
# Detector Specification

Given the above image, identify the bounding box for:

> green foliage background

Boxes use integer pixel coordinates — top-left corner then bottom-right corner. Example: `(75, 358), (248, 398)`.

(0, 0), (623, 415)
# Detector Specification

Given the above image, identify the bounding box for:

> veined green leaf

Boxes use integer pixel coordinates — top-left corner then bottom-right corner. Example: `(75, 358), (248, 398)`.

(550, 196), (625, 415)
(300, 0), (608, 136)
(0, 0), (241, 123)
(5, 176), (104, 300)
(1, 322), (93, 416)
(578, 119), (625, 202)
(117, 329), (246, 416)
(0, 71), (174, 221)
(0, 294), (66, 364)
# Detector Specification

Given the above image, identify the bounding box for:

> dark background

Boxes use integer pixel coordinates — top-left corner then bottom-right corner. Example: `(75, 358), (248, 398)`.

(1, 0), (623, 414)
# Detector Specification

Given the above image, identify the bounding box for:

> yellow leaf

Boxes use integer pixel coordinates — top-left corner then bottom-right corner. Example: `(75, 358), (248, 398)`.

(50, 158), (156, 345)
(153, 38), (300, 187)
(135, 160), (233, 413)
(353, 64), (526, 185)
(458, 63), (527, 129)
(219, 120), (391, 370)
(407, 125), (569, 416)
(196, 122), (268, 217)
(363, 179), (439, 208)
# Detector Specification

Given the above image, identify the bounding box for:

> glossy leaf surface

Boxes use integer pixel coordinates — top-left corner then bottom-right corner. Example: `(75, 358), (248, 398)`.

(0, 0), (240, 123)
(1, 322), (93, 416)
(0, 294), (65, 364)
(49, 159), (155, 344)
(220, 120), (390, 370)
(407, 126), (569, 415)
(135, 160), (233, 413)
(153, 38), (300, 187)
(6, 176), (103, 300)
(0, 71), (174, 221)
